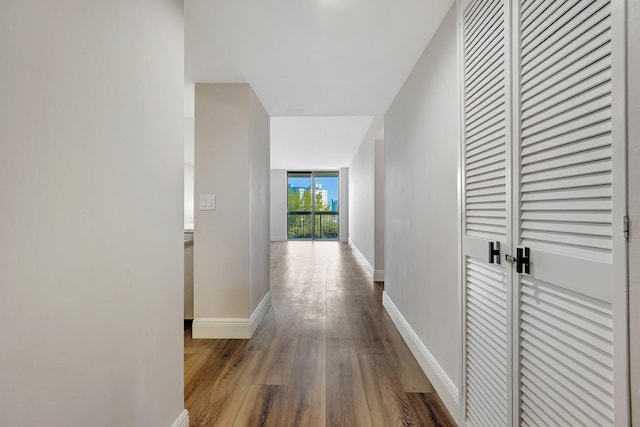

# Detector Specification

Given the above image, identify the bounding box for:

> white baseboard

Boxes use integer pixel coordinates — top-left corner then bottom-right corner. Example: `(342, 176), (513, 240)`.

(374, 269), (384, 281)
(348, 239), (374, 276)
(382, 291), (460, 420)
(270, 235), (286, 242)
(170, 409), (189, 427)
(250, 291), (271, 335)
(192, 317), (252, 339)
(192, 292), (271, 339)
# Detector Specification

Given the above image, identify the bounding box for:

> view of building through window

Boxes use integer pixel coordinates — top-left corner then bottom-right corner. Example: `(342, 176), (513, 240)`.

(287, 171), (339, 240)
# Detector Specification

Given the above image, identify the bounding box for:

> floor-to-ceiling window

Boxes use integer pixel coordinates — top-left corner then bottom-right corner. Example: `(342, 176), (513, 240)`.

(287, 171), (339, 240)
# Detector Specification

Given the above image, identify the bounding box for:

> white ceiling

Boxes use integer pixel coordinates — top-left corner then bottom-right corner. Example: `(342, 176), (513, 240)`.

(271, 116), (374, 170)
(185, 0), (452, 167)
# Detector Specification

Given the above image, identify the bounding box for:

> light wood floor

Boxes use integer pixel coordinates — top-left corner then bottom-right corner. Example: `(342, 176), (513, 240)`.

(185, 241), (457, 427)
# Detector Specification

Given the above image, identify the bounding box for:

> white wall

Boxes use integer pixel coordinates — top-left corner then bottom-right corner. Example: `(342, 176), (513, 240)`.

(348, 134), (385, 279)
(184, 84), (195, 229)
(339, 167), (349, 243)
(629, 0), (640, 422)
(349, 138), (375, 268)
(249, 90), (271, 313)
(384, 4), (460, 415)
(194, 84), (250, 320)
(0, 1), (185, 426)
(184, 163), (194, 228)
(270, 169), (288, 241)
(193, 84), (270, 337)
(374, 137), (385, 279)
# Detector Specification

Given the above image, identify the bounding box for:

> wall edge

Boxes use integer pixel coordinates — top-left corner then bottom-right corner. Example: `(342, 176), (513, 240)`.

(250, 291), (272, 335)
(170, 409), (189, 427)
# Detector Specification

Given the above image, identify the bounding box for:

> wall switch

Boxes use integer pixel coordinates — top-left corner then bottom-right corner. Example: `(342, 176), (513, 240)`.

(199, 194), (216, 211)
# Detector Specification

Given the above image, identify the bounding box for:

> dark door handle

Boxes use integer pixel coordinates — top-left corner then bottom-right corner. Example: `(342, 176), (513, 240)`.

(489, 241), (500, 264)
(516, 247), (530, 274)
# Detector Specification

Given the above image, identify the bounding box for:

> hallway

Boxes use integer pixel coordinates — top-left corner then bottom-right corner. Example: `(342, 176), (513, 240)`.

(184, 242), (456, 426)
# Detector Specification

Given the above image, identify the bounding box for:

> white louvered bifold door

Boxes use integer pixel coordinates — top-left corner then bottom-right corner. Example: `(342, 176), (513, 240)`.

(461, 0), (513, 425)
(514, 0), (628, 425)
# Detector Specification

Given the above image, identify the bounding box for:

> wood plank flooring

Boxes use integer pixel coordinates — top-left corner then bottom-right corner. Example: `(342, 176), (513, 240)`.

(185, 241), (456, 427)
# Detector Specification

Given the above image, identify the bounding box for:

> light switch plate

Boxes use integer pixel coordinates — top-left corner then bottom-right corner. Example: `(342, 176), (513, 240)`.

(199, 194), (216, 211)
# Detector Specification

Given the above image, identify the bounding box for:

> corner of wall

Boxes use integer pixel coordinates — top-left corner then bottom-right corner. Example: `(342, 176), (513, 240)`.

(192, 291), (271, 339)
(348, 239), (374, 276)
(250, 291), (271, 335)
(339, 167), (349, 243)
(270, 169), (288, 244)
(248, 86), (270, 314)
(171, 410), (189, 427)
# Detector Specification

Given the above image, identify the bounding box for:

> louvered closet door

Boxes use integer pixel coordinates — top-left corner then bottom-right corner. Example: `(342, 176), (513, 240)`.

(461, 0), (512, 425)
(514, 0), (628, 425)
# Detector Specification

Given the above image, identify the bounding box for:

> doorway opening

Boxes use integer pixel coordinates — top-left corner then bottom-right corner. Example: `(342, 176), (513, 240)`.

(287, 171), (339, 240)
